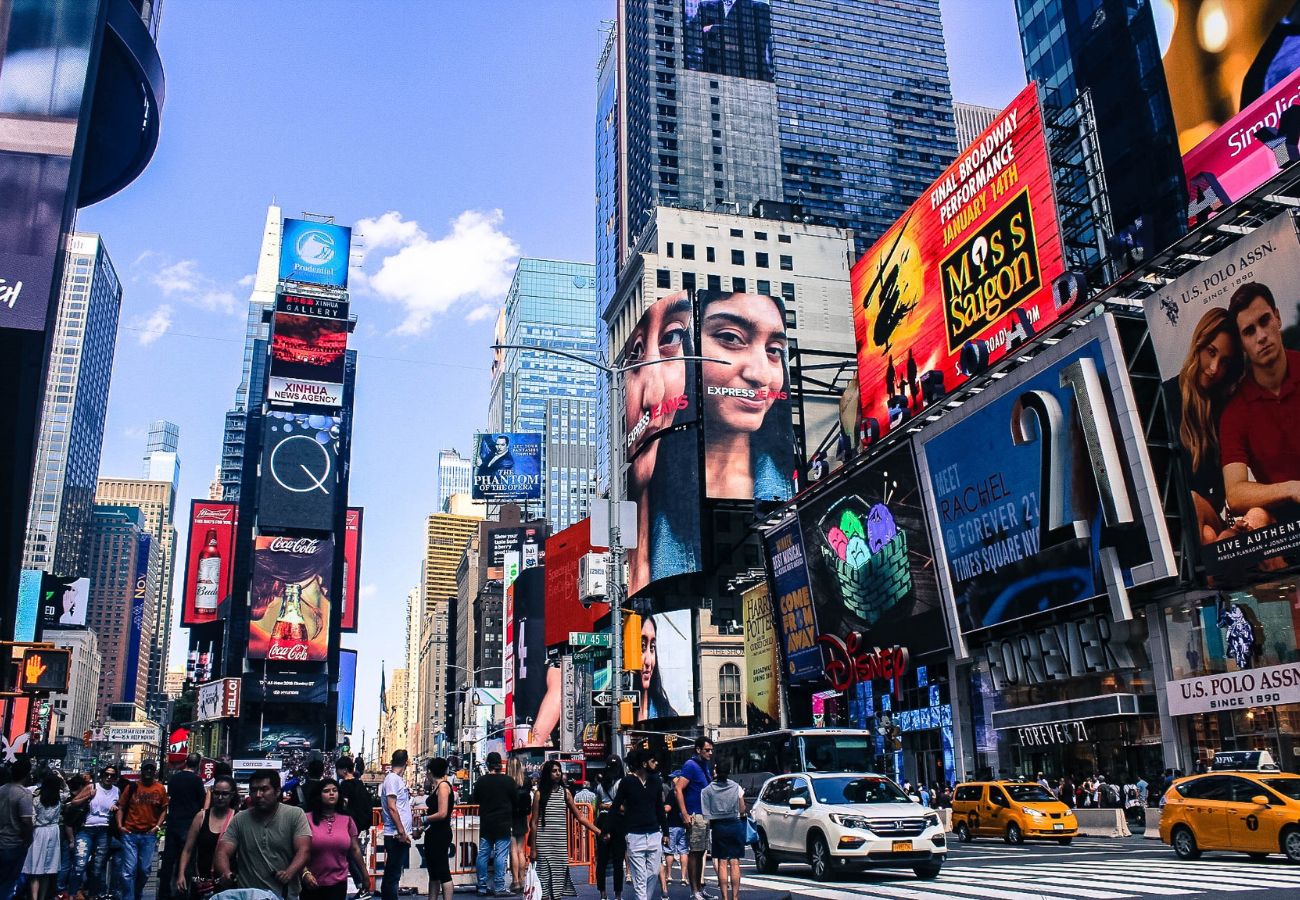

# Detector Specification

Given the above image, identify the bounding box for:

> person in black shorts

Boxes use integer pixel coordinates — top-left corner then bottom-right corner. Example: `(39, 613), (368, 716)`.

(417, 759), (454, 900)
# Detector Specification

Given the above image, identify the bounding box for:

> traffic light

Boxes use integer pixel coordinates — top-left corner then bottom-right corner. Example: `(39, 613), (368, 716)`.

(18, 649), (71, 692)
(82, 730), (91, 748)
(622, 612), (642, 671)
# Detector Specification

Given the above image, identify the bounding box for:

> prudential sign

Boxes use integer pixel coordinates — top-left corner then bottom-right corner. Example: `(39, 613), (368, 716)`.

(279, 219), (351, 289)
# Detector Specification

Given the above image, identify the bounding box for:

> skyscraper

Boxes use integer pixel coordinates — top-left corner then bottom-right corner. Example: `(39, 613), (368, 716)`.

(23, 234), (122, 577)
(436, 448), (476, 513)
(953, 101), (1000, 148)
(141, 420), (180, 497)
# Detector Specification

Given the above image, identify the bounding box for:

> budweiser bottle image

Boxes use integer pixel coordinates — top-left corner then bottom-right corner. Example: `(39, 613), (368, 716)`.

(268, 583), (310, 661)
(195, 529), (221, 618)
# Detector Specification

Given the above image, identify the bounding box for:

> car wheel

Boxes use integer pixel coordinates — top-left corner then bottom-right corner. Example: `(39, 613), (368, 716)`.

(1248, 852), (1270, 862)
(955, 820), (973, 843)
(1282, 826), (1300, 863)
(1172, 825), (1201, 860)
(1005, 821), (1024, 845)
(913, 862), (942, 880)
(809, 833), (832, 882)
(1058, 837), (1073, 845)
(754, 831), (779, 874)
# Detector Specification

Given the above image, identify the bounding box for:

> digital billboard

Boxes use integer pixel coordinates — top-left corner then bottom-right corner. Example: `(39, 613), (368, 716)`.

(279, 219), (352, 289)
(248, 534), (334, 662)
(489, 525), (546, 569)
(196, 678), (241, 722)
(698, 290), (795, 502)
(38, 575), (89, 631)
(635, 608), (695, 722)
(276, 293), (349, 320)
(241, 672), (328, 704)
(916, 315), (1175, 638)
(15, 570), (41, 642)
(511, 567), (558, 748)
(1143, 213), (1300, 574)
(182, 501), (238, 626)
(543, 518), (603, 647)
(683, 0), (773, 82)
(123, 535), (152, 703)
(851, 83), (1068, 442)
(764, 519), (818, 681)
(268, 312), (347, 407)
(340, 507), (362, 632)
(258, 411), (342, 532)
(742, 582), (781, 731)
(337, 649), (357, 735)
(472, 433), (542, 501)
(620, 291), (699, 460)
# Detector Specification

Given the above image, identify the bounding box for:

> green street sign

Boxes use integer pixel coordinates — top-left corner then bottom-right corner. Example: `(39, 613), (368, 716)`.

(569, 631), (611, 648)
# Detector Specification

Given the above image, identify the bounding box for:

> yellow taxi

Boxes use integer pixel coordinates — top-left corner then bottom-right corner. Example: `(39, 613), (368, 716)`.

(1160, 750), (1300, 862)
(951, 781), (1078, 844)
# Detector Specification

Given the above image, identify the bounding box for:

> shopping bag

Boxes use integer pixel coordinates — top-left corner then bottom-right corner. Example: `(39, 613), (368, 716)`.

(744, 816), (759, 846)
(522, 863), (542, 900)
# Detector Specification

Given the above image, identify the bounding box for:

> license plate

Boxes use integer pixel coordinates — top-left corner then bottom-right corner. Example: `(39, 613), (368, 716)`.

(892, 841), (913, 853)
(1053, 823), (1063, 831)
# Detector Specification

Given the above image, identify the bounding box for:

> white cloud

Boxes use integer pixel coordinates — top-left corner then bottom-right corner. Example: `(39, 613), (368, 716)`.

(237, 273), (255, 288)
(360, 584), (379, 602)
(133, 304), (173, 346)
(152, 260), (200, 296)
(464, 303), (499, 324)
(135, 256), (241, 315)
(354, 209), (519, 335)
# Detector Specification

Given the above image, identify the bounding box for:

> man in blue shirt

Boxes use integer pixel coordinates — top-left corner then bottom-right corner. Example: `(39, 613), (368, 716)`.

(673, 737), (713, 900)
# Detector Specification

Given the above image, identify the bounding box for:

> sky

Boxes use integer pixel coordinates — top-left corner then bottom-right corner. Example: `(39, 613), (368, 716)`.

(78, 0), (1027, 756)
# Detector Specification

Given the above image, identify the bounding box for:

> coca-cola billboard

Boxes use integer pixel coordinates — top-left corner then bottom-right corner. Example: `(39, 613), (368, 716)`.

(247, 534), (333, 663)
(182, 502), (238, 626)
(340, 507), (362, 632)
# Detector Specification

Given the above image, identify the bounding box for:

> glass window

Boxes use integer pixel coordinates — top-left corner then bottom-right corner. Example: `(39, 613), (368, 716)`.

(732, 277), (745, 293)
(729, 228), (743, 238)
(731, 249), (744, 265)
(813, 776), (909, 805)
(779, 255), (793, 271)
(666, 242), (674, 258)
(756, 252), (769, 268)
(778, 234), (791, 243)
(1176, 776), (1230, 800)
(656, 270), (671, 288)
(1005, 785), (1055, 803)
(681, 244), (695, 260)
(756, 280), (770, 295)
(682, 272), (696, 291)
(754, 232), (767, 241)
(707, 274), (721, 292)
(720, 663), (742, 725)
(706, 247), (716, 263)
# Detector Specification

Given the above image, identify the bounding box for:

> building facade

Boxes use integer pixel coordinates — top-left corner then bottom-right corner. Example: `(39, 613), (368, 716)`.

(23, 234), (122, 577)
(436, 448), (477, 513)
(141, 420), (180, 496)
(953, 101), (1000, 148)
(48, 628), (101, 743)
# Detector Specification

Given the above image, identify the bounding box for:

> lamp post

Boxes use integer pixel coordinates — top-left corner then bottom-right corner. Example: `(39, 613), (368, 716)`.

(491, 342), (728, 758)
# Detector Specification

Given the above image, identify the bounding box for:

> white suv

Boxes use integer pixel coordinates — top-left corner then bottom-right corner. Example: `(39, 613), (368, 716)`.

(750, 772), (946, 881)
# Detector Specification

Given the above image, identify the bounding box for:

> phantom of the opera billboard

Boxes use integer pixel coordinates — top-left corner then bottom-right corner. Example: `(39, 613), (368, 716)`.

(851, 83), (1068, 442)
(472, 432), (542, 501)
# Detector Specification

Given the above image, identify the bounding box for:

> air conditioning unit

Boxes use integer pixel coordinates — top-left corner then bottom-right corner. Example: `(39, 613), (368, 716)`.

(579, 553), (610, 606)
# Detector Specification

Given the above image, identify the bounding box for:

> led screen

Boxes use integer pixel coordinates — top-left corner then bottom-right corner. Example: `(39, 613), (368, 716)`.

(340, 507), (362, 632)
(683, 0), (773, 82)
(248, 534), (334, 663)
(635, 608), (695, 722)
(258, 411), (342, 533)
(268, 312), (347, 407)
(182, 501), (237, 625)
(279, 219), (351, 288)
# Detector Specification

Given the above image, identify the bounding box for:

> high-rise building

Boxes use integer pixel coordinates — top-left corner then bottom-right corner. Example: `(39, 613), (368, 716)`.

(141, 420), (180, 497)
(953, 101), (1000, 148)
(23, 234), (122, 577)
(488, 259), (599, 531)
(48, 629), (101, 744)
(422, 513), (480, 740)
(436, 449), (477, 513)
(379, 667), (409, 760)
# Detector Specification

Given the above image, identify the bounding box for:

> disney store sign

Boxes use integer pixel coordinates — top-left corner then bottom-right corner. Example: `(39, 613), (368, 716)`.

(1167, 661), (1300, 716)
(818, 634), (909, 699)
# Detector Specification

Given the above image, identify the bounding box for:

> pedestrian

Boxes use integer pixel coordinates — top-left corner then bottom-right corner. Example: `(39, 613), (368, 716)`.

(1059, 776), (1075, 809)
(700, 761), (745, 900)
(414, 759), (453, 900)
(1036, 773), (1053, 797)
(71, 765), (117, 900)
(506, 758), (530, 894)
(594, 757), (626, 900)
(23, 773), (62, 900)
(672, 738), (712, 900)
(296, 759), (327, 808)
(0, 759), (32, 900)
(116, 760), (168, 900)
(214, 769), (312, 899)
(529, 761), (598, 900)
(159, 755), (206, 900)
(301, 778), (368, 900)
(1079, 775), (1094, 808)
(471, 752), (515, 897)
(917, 783), (930, 807)
(174, 775), (238, 900)
(572, 782), (596, 809)
(335, 757), (374, 900)
(607, 751), (664, 900)
(56, 773), (91, 899)
(1136, 773), (1149, 808)
(659, 769), (686, 900)
(378, 751), (414, 900)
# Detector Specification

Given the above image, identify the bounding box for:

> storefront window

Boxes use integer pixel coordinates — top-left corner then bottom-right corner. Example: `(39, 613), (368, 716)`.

(1163, 582), (1300, 680)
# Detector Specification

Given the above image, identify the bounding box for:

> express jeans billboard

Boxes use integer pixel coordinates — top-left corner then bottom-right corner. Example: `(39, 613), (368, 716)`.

(258, 411), (342, 532)
(917, 315), (1175, 639)
(278, 219), (351, 289)
(472, 432), (542, 501)
(248, 534), (333, 663)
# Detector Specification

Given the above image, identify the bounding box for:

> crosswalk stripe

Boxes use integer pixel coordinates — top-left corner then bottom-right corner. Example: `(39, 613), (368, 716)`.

(964, 871), (1196, 895)
(1098, 863), (1300, 887)
(742, 873), (1136, 900)
(1007, 858), (1300, 882)
(973, 860), (1300, 890)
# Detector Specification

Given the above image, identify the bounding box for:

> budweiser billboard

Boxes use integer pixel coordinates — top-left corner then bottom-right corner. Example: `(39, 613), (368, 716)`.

(248, 534), (333, 663)
(182, 502), (238, 626)
(851, 83), (1068, 441)
(340, 507), (362, 632)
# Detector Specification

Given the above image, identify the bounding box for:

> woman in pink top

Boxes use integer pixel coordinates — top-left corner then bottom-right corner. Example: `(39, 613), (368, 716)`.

(301, 779), (370, 900)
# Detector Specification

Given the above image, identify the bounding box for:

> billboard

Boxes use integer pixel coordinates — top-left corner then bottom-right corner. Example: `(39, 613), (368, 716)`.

(279, 219), (352, 289)
(472, 433), (542, 501)
(741, 582), (781, 731)
(683, 0), (773, 82)
(1142, 213), (1300, 574)
(511, 568), (557, 748)
(851, 83), (1068, 442)
(276, 293), (349, 320)
(917, 315), (1175, 637)
(337, 649), (357, 735)
(765, 519), (818, 682)
(258, 410), (342, 533)
(543, 519), (602, 647)
(620, 291), (699, 459)
(635, 608), (695, 722)
(241, 672), (328, 704)
(195, 678), (242, 721)
(340, 507), (362, 632)
(698, 290), (795, 502)
(38, 575), (89, 631)
(123, 535), (152, 703)
(15, 570), (41, 642)
(268, 312), (347, 408)
(797, 440), (950, 675)
(248, 534), (334, 662)
(182, 501), (238, 626)
(488, 525), (546, 569)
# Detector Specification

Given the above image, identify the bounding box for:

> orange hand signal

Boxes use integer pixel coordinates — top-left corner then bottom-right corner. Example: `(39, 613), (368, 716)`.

(23, 654), (47, 685)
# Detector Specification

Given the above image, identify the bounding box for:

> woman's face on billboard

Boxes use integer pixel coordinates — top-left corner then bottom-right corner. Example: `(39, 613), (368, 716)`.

(1197, 330), (1236, 391)
(624, 293), (691, 467)
(701, 293), (787, 434)
(640, 616), (658, 690)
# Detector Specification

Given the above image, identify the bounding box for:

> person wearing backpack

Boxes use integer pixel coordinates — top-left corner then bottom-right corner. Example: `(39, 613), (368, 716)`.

(116, 762), (168, 900)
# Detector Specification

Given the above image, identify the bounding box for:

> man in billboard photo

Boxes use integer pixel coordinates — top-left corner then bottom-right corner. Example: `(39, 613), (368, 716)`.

(700, 291), (794, 502)
(478, 434), (514, 478)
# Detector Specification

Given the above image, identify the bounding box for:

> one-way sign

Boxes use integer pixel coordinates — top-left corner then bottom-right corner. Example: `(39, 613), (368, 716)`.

(592, 691), (614, 708)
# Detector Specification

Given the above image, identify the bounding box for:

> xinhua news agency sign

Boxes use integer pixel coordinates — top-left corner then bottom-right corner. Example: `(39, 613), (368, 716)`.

(1166, 661), (1300, 716)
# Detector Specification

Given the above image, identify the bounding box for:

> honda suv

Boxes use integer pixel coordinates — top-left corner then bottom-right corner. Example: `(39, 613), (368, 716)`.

(750, 772), (946, 881)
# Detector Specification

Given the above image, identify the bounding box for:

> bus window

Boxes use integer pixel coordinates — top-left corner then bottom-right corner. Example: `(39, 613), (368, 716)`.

(801, 733), (873, 772)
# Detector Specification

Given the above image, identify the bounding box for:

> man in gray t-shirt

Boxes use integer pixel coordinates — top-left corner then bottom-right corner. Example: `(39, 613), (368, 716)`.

(0, 758), (33, 900)
(216, 770), (311, 899)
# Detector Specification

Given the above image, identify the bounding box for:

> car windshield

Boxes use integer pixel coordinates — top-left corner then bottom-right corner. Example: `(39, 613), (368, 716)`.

(813, 776), (910, 805)
(1005, 785), (1056, 803)
(1262, 779), (1300, 801)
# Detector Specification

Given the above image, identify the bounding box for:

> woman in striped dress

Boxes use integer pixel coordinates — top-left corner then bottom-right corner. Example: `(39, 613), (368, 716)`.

(530, 761), (600, 900)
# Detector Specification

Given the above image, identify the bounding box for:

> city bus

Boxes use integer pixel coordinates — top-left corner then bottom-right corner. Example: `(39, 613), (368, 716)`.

(669, 729), (876, 798)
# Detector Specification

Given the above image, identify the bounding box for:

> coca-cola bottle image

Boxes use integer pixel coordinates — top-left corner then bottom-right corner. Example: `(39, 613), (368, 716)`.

(195, 529), (221, 619)
(268, 583), (310, 661)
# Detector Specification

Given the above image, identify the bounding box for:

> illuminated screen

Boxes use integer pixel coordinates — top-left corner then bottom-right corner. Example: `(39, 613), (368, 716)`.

(182, 501), (237, 626)
(472, 433), (542, 501)
(258, 411), (342, 532)
(683, 0), (773, 82)
(247, 534), (334, 662)
(635, 608), (695, 722)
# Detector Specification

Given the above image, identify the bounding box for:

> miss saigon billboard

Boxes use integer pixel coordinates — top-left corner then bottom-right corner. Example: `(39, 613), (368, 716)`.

(851, 83), (1068, 440)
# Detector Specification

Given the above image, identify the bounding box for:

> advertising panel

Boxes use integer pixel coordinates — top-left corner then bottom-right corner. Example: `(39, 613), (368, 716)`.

(279, 219), (352, 289)
(851, 83), (1067, 442)
(511, 568), (556, 748)
(276, 293), (349, 320)
(340, 507), (362, 632)
(544, 519), (603, 647)
(503, 571), (516, 752)
(635, 608), (695, 721)
(741, 582), (781, 731)
(683, 0), (773, 82)
(489, 526), (546, 568)
(241, 672), (328, 704)
(38, 575), (89, 631)
(15, 570), (41, 642)
(248, 535), (334, 662)
(196, 678), (242, 721)
(620, 291), (699, 458)
(698, 290), (795, 501)
(798, 440), (949, 672)
(764, 519), (818, 682)
(917, 315), (1175, 636)
(123, 535), (151, 703)
(182, 501), (237, 625)
(258, 411), (342, 532)
(268, 312), (347, 408)
(1143, 214), (1300, 574)
(472, 433), (542, 501)
(337, 649), (357, 734)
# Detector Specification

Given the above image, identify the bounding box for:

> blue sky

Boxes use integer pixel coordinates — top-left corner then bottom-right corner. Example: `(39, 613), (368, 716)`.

(78, 1), (1026, 755)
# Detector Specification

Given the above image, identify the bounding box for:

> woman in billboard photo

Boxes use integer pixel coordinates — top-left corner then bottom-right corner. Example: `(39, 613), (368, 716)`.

(700, 291), (794, 502)
(637, 611), (694, 722)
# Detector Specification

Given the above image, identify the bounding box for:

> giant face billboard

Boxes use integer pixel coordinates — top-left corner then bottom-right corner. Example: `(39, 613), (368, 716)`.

(258, 411), (342, 533)
(852, 84), (1068, 442)
(698, 290), (795, 502)
(636, 608), (695, 722)
(683, 0), (773, 82)
(279, 219), (352, 289)
(1143, 213), (1300, 574)
(917, 315), (1175, 639)
(182, 501), (238, 625)
(472, 433), (542, 501)
(248, 534), (333, 663)
(340, 507), (362, 632)
(268, 312), (347, 408)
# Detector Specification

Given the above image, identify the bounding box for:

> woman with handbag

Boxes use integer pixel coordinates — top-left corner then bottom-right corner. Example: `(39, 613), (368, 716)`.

(700, 760), (746, 900)
(23, 773), (64, 900)
(416, 758), (454, 900)
(301, 779), (369, 900)
(175, 776), (238, 900)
